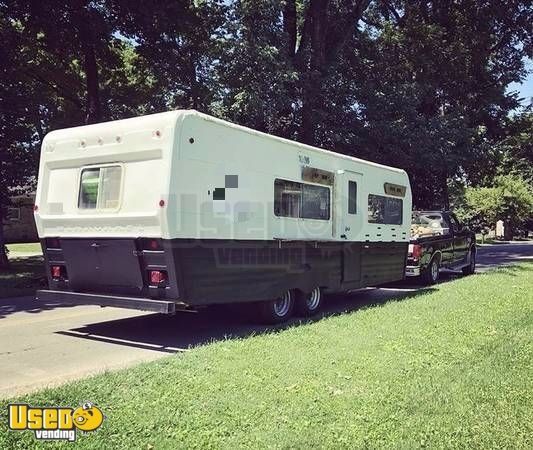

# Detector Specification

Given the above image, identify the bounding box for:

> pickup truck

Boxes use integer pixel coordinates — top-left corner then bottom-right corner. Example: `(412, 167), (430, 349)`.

(406, 211), (476, 284)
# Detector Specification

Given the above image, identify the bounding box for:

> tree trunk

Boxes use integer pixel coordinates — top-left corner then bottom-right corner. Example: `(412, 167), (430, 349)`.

(442, 176), (450, 210)
(0, 209), (9, 269)
(296, 0), (371, 146)
(81, 36), (101, 124)
(188, 49), (200, 110)
(300, 70), (322, 145)
(298, 0), (329, 145)
(283, 0), (297, 58)
(503, 221), (513, 241)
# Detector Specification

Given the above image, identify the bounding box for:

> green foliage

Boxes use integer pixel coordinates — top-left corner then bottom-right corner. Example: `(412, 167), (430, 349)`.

(457, 174), (533, 236)
(0, 0), (532, 221)
(1, 264), (532, 448)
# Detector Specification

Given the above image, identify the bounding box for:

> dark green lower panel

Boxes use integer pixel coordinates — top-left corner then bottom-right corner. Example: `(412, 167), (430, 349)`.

(166, 239), (408, 305)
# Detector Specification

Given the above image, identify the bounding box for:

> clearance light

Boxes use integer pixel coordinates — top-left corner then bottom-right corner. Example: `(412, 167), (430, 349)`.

(159, 199), (165, 207)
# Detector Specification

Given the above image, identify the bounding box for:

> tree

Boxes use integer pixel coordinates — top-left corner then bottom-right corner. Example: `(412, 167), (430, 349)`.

(0, 14), (44, 267)
(0, 2), (160, 266)
(457, 174), (533, 239)
(110, 0), (227, 113)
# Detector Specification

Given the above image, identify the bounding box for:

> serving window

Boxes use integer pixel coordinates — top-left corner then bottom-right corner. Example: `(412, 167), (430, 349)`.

(368, 194), (402, 225)
(79, 166), (122, 210)
(274, 179), (330, 220)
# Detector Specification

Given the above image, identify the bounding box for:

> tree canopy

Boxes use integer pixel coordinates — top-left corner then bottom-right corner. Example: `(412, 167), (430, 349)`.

(1, 0), (532, 259)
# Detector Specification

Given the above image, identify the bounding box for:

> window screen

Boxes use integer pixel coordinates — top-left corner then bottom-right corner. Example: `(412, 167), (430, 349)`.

(79, 166), (122, 210)
(368, 194), (402, 225)
(274, 179), (330, 220)
(348, 181), (357, 214)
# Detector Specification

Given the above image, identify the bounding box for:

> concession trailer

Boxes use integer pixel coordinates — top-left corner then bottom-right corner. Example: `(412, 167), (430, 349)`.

(34, 110), (412, 323)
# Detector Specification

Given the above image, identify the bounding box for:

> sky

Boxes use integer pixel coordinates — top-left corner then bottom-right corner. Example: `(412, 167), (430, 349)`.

(507, 59), (533, 106)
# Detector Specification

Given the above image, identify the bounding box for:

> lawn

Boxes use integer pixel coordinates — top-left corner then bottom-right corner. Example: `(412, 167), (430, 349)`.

(1, 264), (532, 449)
(0, 255), (46, 298)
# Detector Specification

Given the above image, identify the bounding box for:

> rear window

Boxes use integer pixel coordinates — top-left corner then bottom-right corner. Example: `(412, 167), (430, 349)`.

(79, 166), (122, 210)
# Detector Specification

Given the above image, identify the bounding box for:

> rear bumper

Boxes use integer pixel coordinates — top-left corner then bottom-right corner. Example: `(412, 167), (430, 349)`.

(36, 290), (177, 314)
(405, 266), (421, 277)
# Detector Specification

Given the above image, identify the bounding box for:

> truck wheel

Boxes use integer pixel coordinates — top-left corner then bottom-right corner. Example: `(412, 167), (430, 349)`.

(462, 249), (476, 275)
(295, 287), (322, 317)
(257, 290), (294, 324)
(422, 257), (440, 285)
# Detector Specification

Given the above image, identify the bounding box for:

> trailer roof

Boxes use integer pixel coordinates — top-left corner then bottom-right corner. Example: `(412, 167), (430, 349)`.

(183, 110), (407, 175)
(43, 109), (407, 176)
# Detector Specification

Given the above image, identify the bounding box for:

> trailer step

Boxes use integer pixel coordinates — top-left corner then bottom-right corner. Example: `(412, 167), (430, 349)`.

(36, 290), (177, 314)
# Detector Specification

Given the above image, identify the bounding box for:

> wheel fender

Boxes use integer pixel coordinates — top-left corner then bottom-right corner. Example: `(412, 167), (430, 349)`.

(431, 250), (442, 265)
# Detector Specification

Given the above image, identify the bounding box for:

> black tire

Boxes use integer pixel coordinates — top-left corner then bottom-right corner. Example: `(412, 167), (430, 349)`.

(257, 290), (295, 324)
(295, 287), (322, 317)
(462, 249), (476, 275)
(422, 256), (440, 285)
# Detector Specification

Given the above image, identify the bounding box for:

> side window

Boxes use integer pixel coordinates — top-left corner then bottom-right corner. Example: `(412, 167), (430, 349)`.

(368, 194), (402, 225)
(348, 181), (357, 214)
(274, 179), (330, 220)
(79, 166), (122, 210)
(274, 179), (301, 218)
(302, 184), (330, 220)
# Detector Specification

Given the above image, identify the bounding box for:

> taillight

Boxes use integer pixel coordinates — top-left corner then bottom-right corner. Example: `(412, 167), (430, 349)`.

(149, 270), (167, 286)
(411, 244), (422, 259)
(51, 265), (67, 280)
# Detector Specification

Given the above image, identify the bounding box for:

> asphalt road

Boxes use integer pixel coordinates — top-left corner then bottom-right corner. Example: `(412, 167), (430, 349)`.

(1, 242), (531, 398)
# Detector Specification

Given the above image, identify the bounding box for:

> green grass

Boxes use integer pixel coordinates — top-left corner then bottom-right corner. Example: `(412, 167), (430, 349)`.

(6, 242), (42, 254)
(0, 255), (46, 298)
(1, 264), (532, 449)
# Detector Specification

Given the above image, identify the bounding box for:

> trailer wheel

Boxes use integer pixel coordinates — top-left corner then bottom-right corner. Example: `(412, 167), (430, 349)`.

(462, 249), (476, 275)
(422, 256), (440, 285)
(257, 290), (294, 324)
(295, 287), (322, 317)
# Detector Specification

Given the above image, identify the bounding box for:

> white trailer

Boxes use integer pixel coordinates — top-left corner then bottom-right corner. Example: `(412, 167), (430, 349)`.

(35, 110), (412, 323)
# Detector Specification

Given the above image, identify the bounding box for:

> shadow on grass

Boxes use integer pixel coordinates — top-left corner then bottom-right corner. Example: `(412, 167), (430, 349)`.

(55, 263), (532, 353)
(0, 255), (71, 319)
(56, 285), (437, 354)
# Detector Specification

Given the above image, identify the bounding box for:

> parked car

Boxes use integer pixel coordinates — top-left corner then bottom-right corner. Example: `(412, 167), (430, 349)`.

(406, 211), (476, 284)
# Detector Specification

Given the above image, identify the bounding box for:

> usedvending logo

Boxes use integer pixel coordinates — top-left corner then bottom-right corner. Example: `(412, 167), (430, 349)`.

(8, 402), (104, 442)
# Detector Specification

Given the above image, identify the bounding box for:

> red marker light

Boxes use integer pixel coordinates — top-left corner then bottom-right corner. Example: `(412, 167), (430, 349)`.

(159, 199), (165, 207)
(411, 244), (422, 259)
(149, 270), (167, 285)
(51, 266), (61, 279)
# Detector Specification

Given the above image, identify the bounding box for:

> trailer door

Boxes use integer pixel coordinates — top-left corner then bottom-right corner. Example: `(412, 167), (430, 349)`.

(335, 171), (363, 240)
(335, 170), (363, 284)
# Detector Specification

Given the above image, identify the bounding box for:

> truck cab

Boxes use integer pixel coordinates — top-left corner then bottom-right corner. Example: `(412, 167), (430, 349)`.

(406, 211), (476, 284)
